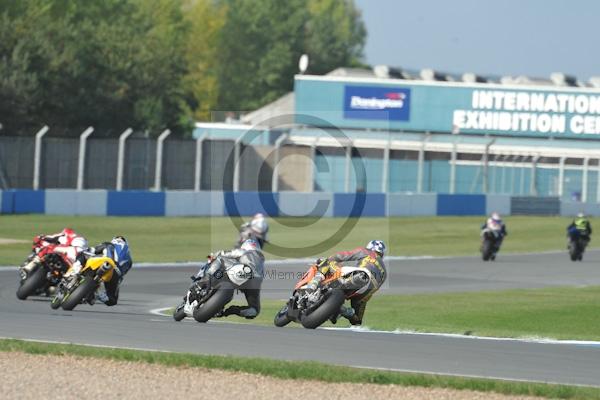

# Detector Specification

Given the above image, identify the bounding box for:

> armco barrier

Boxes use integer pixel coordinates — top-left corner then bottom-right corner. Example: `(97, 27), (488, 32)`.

(560, 201), (600, 217)
(46, 189), (107, 216)
(387, 194), (436, 216)
(511, 196), (560, 215)
(165, 191), (224, 216)
(224, 192), (279, 217)
(7, 190), (45, 214)
(437, 194), (486, 216)
(486, 195), (511, 216)
(278, 192), (334, 217)
(0, 189), (596, 217)
(333, 193), (386, 217)
(107, 191), (165, 216)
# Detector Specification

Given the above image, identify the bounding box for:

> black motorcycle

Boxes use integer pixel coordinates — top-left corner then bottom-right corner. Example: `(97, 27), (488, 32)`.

(480, 228), (501, 261)
(567, 228), (587, 261)
(173, 256), (255, 323)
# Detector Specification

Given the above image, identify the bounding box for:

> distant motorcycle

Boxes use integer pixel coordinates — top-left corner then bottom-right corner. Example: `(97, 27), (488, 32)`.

(50, 255), (116, 310)
(567, 227), (587, 262)
(273, 262), (371, 329)
(16, 239), (70, 300)
(480, 228), (502, 261)
(173, 256), (254, 323)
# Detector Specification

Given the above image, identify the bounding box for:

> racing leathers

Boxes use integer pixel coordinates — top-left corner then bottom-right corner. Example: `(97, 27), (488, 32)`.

(481, 218), (507, 254)
(194, 247), (265, 319)
(567, 217), (592, 246)
(310, 247), (387, 326)
(89, 242), (133, 306)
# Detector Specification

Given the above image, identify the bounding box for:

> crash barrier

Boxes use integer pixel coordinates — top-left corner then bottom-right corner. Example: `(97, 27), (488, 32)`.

(0, 189), (596, 217)
(0, 190), (576, 217)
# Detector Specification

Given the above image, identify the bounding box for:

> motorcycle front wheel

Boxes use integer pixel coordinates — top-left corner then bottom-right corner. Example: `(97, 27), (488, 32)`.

(173, 302), (186, 322)
(274, 304), (292, 327)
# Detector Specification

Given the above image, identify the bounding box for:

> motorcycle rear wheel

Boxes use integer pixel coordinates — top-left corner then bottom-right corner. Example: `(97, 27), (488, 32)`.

(300, 289), (345, 329)
(16, 267), (46, 300)
(192, 288), (234, 323)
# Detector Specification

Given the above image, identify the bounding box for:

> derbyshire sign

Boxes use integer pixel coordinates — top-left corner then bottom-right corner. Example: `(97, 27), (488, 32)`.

(294, 75), (600, 138)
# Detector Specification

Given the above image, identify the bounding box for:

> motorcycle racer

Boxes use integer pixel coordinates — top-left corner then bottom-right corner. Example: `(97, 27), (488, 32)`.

(306, 240), (387, 326)
(480, 212), (507, 260)
(567, 212), (592, 246)
(194, 239), (264, 319)
(86, 236), (133, 306)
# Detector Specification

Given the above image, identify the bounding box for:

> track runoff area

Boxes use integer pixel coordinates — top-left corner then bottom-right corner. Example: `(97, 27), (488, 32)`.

(3, 246), (600, 388)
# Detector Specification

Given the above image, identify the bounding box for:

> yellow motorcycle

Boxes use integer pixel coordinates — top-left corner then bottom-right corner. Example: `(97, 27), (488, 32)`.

(50, 256), (116, 311)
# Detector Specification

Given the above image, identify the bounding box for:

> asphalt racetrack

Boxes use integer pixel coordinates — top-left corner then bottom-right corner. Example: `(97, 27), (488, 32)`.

(2, 250), (600, 387)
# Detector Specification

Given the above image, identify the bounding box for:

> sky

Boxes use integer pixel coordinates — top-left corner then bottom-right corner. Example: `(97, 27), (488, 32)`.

(354, 0), (599, 81)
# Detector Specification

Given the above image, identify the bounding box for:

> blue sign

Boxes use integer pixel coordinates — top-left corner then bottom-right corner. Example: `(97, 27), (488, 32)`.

(343, 85), (411, 121)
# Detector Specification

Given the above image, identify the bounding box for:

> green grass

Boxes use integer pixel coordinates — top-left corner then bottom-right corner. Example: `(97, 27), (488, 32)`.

(185, 286), (600, 341)
(0, 215), (584, 264)
(0, 339), (597, 399)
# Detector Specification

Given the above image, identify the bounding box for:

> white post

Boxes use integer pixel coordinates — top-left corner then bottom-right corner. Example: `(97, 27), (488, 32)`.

(116, 128), (133, 191)
(530, 155), (539, 196)
(271, 134), (288, 192)
(417, 141), (426, 194)
(344, 143), (352, 193)
(558, 156), (566, 198)
(596, 159), (600, 203)
(194, 133), (209, 192)
(233, 131), (251, 192)
(76, 127), (94, 190)
(308, 138), (318, 192)
(33, 126), (49, 190)
(450, 142), (457, 194)
(582, 157), (590, 202)
(381, 140), (390, 193)
(153, 129), (171, 191)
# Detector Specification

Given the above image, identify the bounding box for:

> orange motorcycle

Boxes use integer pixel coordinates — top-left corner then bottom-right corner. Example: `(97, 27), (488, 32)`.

(274, 262), (372, 329)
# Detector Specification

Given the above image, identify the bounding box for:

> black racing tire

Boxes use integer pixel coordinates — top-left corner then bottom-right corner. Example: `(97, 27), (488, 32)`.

(274, 304), (292, 327)
(192, 288), (234, 323)
(300, 289), (345, 329)
(569, 244), (578, 261)
(481, 240), (493, 261)
(61, 275), (97, 311)
(16, 267), (47, 300)
(173, 303), (186, 322)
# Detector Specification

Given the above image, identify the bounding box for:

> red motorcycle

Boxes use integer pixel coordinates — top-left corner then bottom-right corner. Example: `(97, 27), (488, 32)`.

(16, 237), (71, 300)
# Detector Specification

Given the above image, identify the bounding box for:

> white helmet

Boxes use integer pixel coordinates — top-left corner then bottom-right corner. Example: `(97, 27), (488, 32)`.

(366, 240), (386, 257)
(491, 212), (501, 222)
(250, 215), (268, 238)
(71, 236), (88, 249)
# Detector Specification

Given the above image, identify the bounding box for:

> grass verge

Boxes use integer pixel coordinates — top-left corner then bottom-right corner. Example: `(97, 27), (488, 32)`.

(0, 338), (597, 399)
(176, 286), (600, 341)
(0, 215), (585, 264)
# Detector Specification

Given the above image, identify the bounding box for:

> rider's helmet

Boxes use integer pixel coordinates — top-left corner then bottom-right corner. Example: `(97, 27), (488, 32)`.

(491, 212), (502, 223)
(71, 236), (88, 249)
(250, 214), (268, 240)
(241, 238), (260, 252)
(366, 240), (386, 258)
(62, 228), (75, 237)
(577, 212), (585, 219)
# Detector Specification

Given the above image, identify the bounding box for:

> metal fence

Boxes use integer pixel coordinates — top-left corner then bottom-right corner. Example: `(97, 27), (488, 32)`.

(0, 131), (298, 192)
